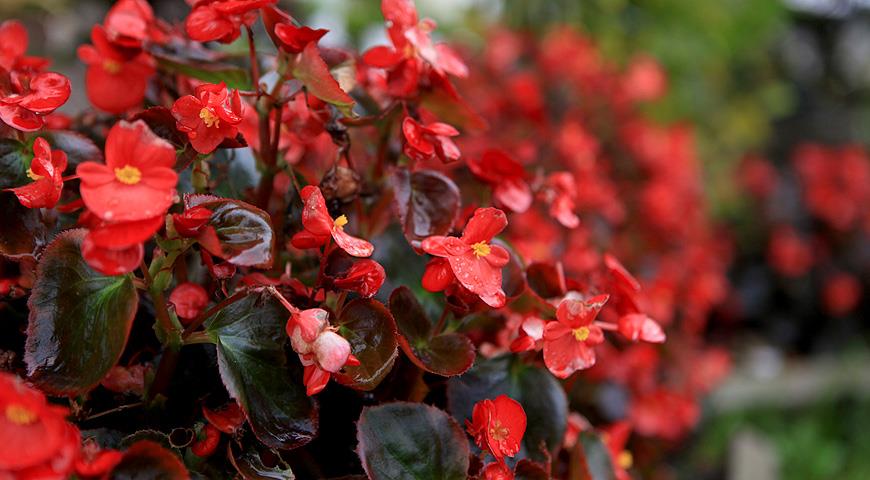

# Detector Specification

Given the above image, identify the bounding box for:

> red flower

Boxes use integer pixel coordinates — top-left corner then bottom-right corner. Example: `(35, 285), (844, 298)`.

(169, 282), (210, 322)
(629, 389), (699, 441)
(81, 236), (144, 276)
(0, 20), (50, 73)
(77, 120), (178, 223)
(172, 82), (244, 154)
(543, 294), (609, 378)
(75, 440), (123, 478)
(0, 70), (70, 132)
(402, 116), (461, 164)
(421, 207), (509, 308)
(104, 0), (165, 48)
(333, 259), (386, 298)
(481, 462), (514, 480)
(100, 364), (149, 395)
(466, 395), (526, 461)
(616, 313), (665, 343)
(185, 0), (276, 44)
(601, 422), (633, 480)
(421, 257), (455, 293)
(284, 305), (359, 395)
(171, 206), (213, 237)
(468, 149), (532, 213)
(0, 372), (81, 480)
(78, 25), (155, 114)
(202, 402), (245, 434)
(291, 185), (374, 257)
(7, 137), (67, 209)
(190, 424), (221, 457)
(272, 13), (328, 54)
(542, 172), (580, 228)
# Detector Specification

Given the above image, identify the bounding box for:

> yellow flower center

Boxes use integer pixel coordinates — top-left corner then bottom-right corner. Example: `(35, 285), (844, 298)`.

(617, 450), (633, 469)
(489, 420), (509, 442)
(199, 107), (220, 128)
(5, 404), (38, 425)
(114, 165), (142, 185)
(471, 241), (491, 257)
(103, 59), (122, 74)
(26, 167), (43, 181)
(572, 326), (590, 342)
(334, 214), (348, 229)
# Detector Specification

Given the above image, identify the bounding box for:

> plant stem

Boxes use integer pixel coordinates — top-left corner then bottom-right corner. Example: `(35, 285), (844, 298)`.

(434, 305), (450, 334)
(267, 285), (298, 314)
(82, 402), (144, 422)
(246, 26), (260, 97)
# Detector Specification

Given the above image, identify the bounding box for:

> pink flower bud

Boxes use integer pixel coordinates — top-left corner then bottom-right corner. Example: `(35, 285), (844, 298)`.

(313, 330), (351, 373)
(288, 308), (328, 354)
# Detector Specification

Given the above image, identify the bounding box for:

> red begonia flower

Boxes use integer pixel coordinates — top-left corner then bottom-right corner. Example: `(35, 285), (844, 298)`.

(0, 372), (81, 479)
(601, 422), (633, 480)
(81, 235), (144, 276)
(77, 25), (155, 114)
(468, 149), (532, 213)
(104, 0), (165, 48)
(172, 206), (213, 237)
(617, 313), (665, 343)
(169, 282), (210, 321)
(6, 137), (67, 209)
(629, 389), (699, 441)
(190, 424), (221, 457)
(291, 185), (374, 257)
(481, 461), (514, 480)
(0, 20), (28, 71)
(75, 441), (123, 478)
(172, 82), (244, 154)
(202, 402), (245, 434)
(0, 70), (70, 132)
(77, 120), (178, 223)
(421, 207), (509, 308)
(421, 257), (455, 292)
(543, 294), (609, 378)
(80, 211), (165, 249)
(185, 0), (276, 44)
(543, 172), (580, 228)
(274, 22), (328, 54)
(402, 116), (461, 164)
(332, 259), (386, 298)
(466, 395), (526, 461)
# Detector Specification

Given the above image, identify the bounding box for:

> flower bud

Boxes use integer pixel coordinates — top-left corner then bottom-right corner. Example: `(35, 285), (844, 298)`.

(287, 308), (328, 354)
(333, 259), (385, 298)
(313, 330), (351, 373)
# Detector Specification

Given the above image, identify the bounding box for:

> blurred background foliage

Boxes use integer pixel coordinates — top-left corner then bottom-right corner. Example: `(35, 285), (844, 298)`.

(3, 0), (869, 478)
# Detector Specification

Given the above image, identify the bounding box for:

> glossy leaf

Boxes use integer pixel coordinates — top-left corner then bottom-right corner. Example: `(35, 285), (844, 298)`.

(25, 229), (139, 395)
(228, 443), (295, 480)
(0, 138), (29, 188)
(388, 286), (474, 376)
(0, 192), (49, 259)
(43, 130), (103, 170)
(356, 402), (470, 480)
(390, 168), (461, 249)
(204, 290), (318, 450)
(292, 43), (355, 116)
(447, 355), (568, 462)
(187, 195), (275, 269)
(526, 262), (566, 300)
(569, 432), (617, 480)
(335, 298), (399, 390)
(109, 440), (189, 480)
(155, 52), (252, 90)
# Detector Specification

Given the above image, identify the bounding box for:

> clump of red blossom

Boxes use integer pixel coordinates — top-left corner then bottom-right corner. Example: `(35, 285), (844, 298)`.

(0, 0), (740, 478)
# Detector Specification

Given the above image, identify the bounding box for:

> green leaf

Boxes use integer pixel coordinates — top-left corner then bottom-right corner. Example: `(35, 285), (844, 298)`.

(0, 138), (29, 188)
(334, 298), (398, 391)
(154, 52), (252, 90)
(228, 443), (295, 480)
(25, 229), (139, 395)
(356, 402), (470, 480)
(187, 195), (276, 269)
(447, 355), (568, 462)
(204, 290), (318, 450)
(569, 432), (617, 480)
(292, 43), (355, 116)
(388, 287), (475, 376)
(109, 440), (188, 480)
(0, 192), (49, 259)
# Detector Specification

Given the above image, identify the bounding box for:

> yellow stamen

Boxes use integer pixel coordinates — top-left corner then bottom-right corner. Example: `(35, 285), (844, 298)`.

(103, 59), (122, 74)
(489, 420), (509, 441)
(471, 241), (491, 257)
(572, 326), (590, 342)
(617, 451), (633, 470)
(199, 107), (220, 128)
(114, 165), (142, 185)
(5, 404), (38, 425)
(26, 167), (43, 181)
(334, 214), (348, 229)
